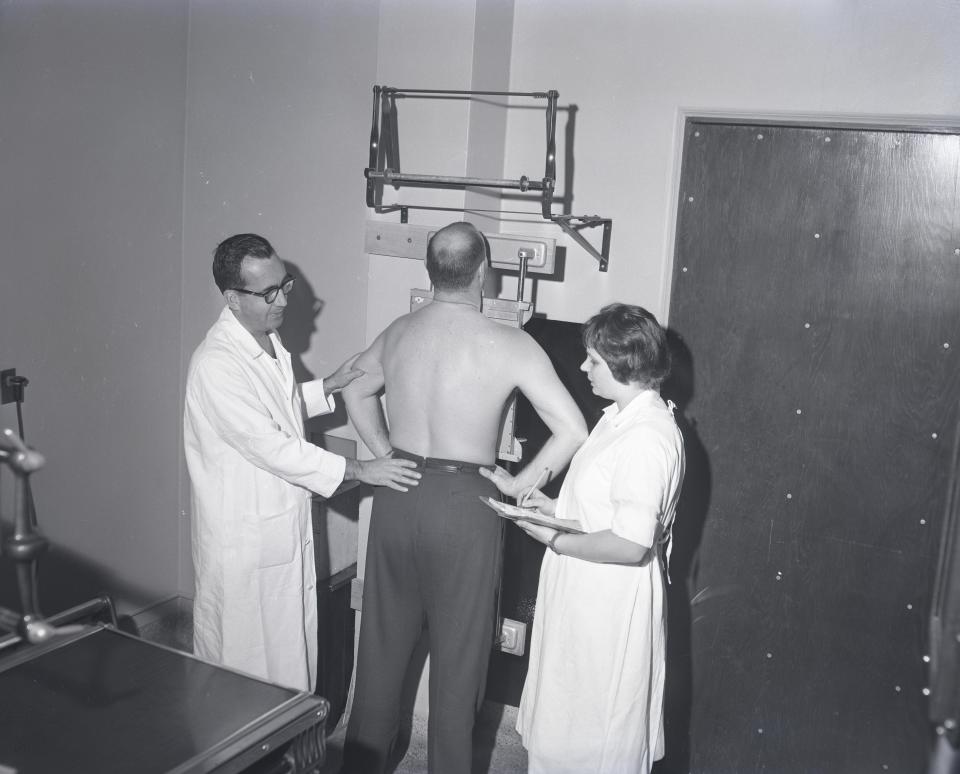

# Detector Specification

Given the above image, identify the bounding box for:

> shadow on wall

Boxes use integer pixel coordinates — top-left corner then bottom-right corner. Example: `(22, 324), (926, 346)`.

(654, 329), (712, 774)
(0, 539), (155, 632)
(279, 260), (322, 384)
(279, 260), (353, 435)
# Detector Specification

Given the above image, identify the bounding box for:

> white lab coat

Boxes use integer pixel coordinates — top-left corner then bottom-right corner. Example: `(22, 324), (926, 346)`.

(518, 390), (685, 773)
(184, 306), (346, 692)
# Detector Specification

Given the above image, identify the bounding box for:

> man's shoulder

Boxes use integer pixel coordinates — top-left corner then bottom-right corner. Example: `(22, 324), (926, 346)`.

(383, 307), (541, 355)
(373, 312), (416, 351)
(486, 322), (541, 352)
(187, 330), (247, 383)
(386, 310), (419, 332)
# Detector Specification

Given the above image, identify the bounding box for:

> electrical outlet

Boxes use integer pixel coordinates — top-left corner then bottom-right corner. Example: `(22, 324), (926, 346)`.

(499, 618), (527, 656)
(1, 369), (17, 405)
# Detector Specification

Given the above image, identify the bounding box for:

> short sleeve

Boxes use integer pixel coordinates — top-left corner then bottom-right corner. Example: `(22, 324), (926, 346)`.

(609, 429), (674, 547)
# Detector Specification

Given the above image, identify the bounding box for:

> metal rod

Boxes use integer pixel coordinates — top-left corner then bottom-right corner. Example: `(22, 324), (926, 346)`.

(552, 216), (612, 271)
(366, 87), (382, 209)
(366, 170), (546, 191)
(542, 91), (558, 219)
(0, 607), (19, 634)
(0, 595), (116, 651)
(517, 255), (528, 302)
(46, 595), (118, 629)
(367, 86), (381, 170)
(384, 88), (550, 99)
(375, 203), (551, 217)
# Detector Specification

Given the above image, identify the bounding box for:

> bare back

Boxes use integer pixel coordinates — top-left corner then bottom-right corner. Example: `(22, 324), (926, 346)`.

(380, 303), (532, 463)
(344, 220), (586, 503)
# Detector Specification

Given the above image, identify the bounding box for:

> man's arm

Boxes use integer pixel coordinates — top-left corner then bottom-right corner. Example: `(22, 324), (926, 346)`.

(518, 522), (652, 565)
(341, 332), (392, 457)
(189, 354), (346, 497)
(323, 353), (364, 398)
(190, 352), (418, 494)
(299, 354), (363, 418)
(506, 334), (588, 496)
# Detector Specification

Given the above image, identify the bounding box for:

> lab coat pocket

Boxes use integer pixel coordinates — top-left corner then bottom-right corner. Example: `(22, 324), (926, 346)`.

(256, 504), (299, 568)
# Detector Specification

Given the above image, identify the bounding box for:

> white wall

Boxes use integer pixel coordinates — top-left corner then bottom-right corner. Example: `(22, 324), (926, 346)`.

(0, 0), (189, 617)
(503, 0), (960, 324)
(178, 0), (382, 591)
(0, 0), (384, 621)
(362, 0), (960, 336)
(357, 0), (520, 581)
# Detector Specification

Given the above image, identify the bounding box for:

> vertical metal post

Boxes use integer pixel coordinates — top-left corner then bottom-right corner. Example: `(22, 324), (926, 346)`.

(541, 90), (558, 219)
(517, 254), (528, 303)
(365, 86), (382, 208)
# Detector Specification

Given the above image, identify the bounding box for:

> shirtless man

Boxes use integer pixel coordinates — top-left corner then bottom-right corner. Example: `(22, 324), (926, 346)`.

(340, 222), (587, 774)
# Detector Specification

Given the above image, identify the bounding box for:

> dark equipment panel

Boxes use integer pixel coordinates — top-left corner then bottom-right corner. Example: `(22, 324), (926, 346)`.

(316, 562), (357, 730)
(667, 122), (960, 773)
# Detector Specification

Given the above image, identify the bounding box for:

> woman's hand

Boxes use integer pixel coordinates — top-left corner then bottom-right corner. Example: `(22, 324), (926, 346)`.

(518, 521), (583, 557)
(479, 464), (525, 499)
(517, 521), (560, 546)
(517, 488), (557, 516)
(479, 466), (560, 514)
(517, 519), (560, 545)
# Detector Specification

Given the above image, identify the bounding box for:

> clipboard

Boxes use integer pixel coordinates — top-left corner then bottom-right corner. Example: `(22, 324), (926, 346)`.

(479, 496), (585, 534)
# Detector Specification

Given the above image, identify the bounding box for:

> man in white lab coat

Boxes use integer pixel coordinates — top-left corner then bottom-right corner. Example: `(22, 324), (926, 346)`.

(184, 233), (420, 692)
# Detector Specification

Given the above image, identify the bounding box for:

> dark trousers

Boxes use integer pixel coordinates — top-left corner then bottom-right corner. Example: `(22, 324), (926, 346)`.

(342, 452), (502, 774)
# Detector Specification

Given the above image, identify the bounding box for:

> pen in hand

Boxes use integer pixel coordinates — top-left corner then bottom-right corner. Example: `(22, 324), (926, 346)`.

(520, 467), (550, 508)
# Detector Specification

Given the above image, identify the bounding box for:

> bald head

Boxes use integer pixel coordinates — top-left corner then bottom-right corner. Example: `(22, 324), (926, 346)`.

(426, 222), (488, 291)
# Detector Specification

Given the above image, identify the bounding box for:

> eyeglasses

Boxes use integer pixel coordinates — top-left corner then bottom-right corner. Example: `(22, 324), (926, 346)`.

(231, 275), (295, 304)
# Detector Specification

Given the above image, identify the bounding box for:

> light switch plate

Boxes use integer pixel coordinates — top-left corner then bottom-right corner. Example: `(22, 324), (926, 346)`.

(499, 617), (527, 656)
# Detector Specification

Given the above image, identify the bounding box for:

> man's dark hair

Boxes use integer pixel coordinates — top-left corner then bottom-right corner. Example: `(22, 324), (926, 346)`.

(582, 303), (671, 388)
(425, 222), (488, 291)
(213, 233), (275, 292)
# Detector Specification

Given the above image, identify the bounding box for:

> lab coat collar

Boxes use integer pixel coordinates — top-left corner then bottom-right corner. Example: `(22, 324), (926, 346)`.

(215, 306), (283, 362)
(602, 388), (666, 427)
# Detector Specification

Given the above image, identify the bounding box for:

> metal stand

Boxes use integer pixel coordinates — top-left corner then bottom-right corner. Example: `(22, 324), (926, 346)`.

(0, 428), (117, 651)
(929, 734), (960, 774)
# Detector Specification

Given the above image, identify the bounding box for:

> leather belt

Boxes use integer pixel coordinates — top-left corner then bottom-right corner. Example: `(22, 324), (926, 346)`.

(392, 448), (485, 474)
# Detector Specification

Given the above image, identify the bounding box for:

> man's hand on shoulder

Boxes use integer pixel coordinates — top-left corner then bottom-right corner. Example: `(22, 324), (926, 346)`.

(344, 454), (421, 492)
(325, 353), (365, 396)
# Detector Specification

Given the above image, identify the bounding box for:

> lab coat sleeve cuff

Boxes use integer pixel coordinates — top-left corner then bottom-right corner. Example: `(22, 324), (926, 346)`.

(300, 379), (336, 418)
(309, 450), (347, 498)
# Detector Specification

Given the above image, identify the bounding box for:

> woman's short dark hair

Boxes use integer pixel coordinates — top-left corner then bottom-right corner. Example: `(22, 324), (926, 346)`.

(213, 233), (275, 292)
(582, 303), (671, 387)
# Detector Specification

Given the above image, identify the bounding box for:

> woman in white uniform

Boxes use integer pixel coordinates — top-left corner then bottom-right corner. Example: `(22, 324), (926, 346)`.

(482, 303), (685, 773)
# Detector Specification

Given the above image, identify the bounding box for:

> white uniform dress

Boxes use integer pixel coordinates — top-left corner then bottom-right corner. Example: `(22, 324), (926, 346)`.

(184, 306), (346, 692)
(517, 389), (685, 774)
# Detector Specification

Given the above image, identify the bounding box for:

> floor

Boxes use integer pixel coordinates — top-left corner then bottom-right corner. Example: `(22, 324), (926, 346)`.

(320, 701), (527, 774)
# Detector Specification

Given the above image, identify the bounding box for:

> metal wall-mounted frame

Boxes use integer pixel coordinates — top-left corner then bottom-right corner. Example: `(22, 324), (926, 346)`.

(364, 85), (611, 271)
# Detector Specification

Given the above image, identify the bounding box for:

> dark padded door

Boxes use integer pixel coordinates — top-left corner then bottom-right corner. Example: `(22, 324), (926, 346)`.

(667, 122), (960, 772)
